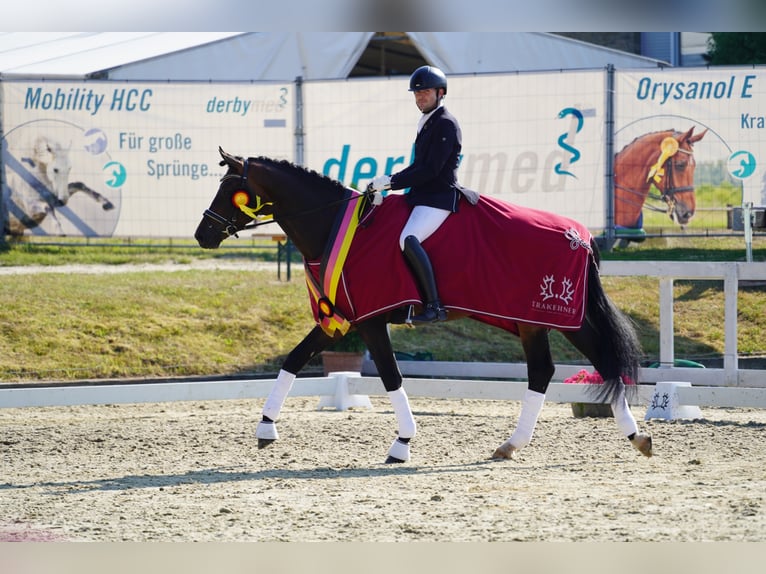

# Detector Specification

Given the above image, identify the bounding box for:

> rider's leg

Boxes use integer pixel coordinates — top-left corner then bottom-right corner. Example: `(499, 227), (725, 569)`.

(399, 206), (450, 323)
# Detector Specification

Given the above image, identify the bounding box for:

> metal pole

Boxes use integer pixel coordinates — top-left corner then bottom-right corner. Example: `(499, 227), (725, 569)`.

(743, 202), (753, 263)
(294, 76), (304, 166)
(603, 64), (616, 251)
(0, 80), (7, 247)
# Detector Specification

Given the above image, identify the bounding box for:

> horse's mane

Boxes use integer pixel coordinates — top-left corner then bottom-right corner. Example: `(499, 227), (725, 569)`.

(615, 128), (679, 161)
(251, 156), (349, 195)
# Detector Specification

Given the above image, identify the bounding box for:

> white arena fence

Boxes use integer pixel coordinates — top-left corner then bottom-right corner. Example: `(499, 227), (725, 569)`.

(2, 260), (765, 412)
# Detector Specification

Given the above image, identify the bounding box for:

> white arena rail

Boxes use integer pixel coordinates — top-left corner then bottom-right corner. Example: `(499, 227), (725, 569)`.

(1, 261), (764, 411)
(600, 260), (766, 388)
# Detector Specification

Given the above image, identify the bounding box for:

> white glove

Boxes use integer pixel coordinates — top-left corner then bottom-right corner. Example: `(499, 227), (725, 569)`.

(370, 174), (392, 192)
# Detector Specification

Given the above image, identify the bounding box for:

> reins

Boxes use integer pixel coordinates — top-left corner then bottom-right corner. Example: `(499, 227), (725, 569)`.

(242, 189), (367, 230)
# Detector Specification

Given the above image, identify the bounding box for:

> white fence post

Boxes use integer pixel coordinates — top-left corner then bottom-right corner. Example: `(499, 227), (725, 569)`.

(724, 265), (739, 386)
(659, 277), (674, 368)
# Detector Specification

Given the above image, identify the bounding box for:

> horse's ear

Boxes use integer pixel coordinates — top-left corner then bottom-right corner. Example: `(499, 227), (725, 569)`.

(687, 127), (708, 145)
(219, 147), (243, 170)
(679, 126), (707, 145)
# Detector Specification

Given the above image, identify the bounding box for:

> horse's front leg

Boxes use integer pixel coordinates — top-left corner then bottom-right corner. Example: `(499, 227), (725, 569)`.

(68, 182), (115, 210)
(493, 324), (553, 459)
(256, 325), (333, 448)
(356, 317), (415, 463)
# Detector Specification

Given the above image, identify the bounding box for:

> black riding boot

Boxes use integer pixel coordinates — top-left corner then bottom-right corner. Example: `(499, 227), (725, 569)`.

(402, 235), (448, 323)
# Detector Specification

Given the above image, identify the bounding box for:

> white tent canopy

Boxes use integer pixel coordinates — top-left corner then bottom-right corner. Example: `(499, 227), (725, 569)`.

(0, 32), (663, 81)
(409, 32), (664, 73)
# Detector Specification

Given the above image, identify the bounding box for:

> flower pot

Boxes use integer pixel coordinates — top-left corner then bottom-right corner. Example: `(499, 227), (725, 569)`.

(571, 402), (613, 418)
(321, 351), (364, 376)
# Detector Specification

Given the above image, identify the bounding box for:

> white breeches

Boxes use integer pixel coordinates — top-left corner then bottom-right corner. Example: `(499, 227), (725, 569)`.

(399, 205), (451, 250)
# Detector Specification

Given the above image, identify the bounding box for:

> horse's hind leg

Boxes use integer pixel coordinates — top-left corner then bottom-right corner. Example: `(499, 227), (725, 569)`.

(492, 325), (553, 459)
(256, 325), (333, 448)
(563, 327), (652, 457)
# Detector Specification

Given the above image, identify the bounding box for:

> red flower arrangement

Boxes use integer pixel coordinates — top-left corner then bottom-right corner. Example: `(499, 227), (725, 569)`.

(563, 369), (635, 385)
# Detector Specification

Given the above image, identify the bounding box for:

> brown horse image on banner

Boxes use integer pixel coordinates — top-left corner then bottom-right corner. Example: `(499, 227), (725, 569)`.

(196, 149), (653, 464)
(614, 126), (707, 229)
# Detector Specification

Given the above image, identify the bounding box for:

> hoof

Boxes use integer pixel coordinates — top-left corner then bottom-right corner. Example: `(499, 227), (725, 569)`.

(491, 441), (518, 460)
(631, 433), (653, 457)
(258, 438), (276, 449)
(256, 420), (278, 449)
(385, 456), (406, 464)
(386, 437), (411, 463)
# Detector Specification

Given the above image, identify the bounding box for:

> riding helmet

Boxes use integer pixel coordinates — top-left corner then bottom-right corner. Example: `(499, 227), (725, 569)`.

(409, 65), (447, 94)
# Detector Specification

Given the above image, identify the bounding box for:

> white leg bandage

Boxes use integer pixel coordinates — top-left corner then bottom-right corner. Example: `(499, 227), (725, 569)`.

(262, 369), (296, 421)
(508, 389), (546, 450)
(611, 391), (639, 438)
(387, 387), (417, 439)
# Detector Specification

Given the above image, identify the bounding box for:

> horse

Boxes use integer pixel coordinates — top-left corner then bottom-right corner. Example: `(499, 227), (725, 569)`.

(3, 135), (114, 235)
(195, 148), (653, 463)
(614, 126), (707, 229)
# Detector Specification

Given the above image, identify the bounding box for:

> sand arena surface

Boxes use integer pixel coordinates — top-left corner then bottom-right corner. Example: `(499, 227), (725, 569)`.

(1, 396), (764, 541)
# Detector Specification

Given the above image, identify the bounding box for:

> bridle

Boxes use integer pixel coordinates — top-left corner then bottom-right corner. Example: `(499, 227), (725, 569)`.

(615, 144), (695, 216)
(202, 158), (277, 239)
(202, 158), (373, 238)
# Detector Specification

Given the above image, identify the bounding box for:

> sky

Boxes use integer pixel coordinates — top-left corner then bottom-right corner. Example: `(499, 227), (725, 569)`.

(2, 0), (763, 32)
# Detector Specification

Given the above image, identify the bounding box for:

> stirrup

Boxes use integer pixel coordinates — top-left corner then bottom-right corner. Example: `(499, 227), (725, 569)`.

(410, 302), (447, 323)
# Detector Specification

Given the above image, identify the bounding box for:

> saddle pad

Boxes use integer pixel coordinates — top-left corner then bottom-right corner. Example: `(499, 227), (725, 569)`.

(306, 194), (593, 335)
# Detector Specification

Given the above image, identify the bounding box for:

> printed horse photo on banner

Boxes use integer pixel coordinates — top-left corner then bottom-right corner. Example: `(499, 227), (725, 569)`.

(613, 121), (744, 240)
(1, 121), (122, 237)
(613, 126), (708, 233)
(195, 148), (654, 465)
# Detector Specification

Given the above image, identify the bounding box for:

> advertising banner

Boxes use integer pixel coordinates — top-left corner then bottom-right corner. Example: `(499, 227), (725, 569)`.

(4, 68), (761, 240)
(1, 81), (292, 237)
(614, 68), (765, 232)
(304, 71), (607, 228)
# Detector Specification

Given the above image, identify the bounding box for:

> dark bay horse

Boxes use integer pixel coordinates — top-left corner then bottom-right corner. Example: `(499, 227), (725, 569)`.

(195, 148), (653, 463)
(614, 126), (707, 229)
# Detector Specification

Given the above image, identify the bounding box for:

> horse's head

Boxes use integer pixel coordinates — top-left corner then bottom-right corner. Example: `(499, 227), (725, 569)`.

(194, 148), (274, 249)
(614, 126), (707, 228)
(651, 126), (707, 225)
(33, 136), (72, 205)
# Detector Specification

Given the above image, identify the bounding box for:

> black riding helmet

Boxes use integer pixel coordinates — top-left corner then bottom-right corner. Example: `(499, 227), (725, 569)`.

(408, 65), (447, 94)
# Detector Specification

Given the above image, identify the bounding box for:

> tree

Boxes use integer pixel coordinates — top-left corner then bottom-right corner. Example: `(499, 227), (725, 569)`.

(706, 33), (766, 65)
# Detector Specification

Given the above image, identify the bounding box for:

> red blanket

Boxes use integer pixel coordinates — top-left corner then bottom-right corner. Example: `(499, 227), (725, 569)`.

(306, 194), (593, 335)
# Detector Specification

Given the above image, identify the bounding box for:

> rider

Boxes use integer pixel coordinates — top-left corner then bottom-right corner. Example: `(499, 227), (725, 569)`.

(369, 65), (476, 323)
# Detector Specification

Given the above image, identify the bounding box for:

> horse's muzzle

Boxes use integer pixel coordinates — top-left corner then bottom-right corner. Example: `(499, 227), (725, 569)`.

(194, 224), (222, 249)
(672, 201), (695, 225)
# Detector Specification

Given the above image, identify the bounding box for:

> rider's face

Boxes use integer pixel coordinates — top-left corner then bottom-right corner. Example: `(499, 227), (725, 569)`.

(414, 88), (441, 114)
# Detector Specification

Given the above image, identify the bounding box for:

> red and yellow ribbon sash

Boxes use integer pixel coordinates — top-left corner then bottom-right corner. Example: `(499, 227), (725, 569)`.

(305, 189), (367, 337)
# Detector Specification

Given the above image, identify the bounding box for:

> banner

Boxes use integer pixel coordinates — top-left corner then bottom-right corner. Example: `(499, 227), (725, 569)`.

(3, 68), (762, 239)
(304, 71), (607, 228)
(1, 81), (292, 237)
(614, 69), (765, 232)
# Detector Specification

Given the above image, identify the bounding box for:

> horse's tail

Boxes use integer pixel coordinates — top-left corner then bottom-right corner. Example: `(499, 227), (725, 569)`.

(585, 242), (642, 403)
